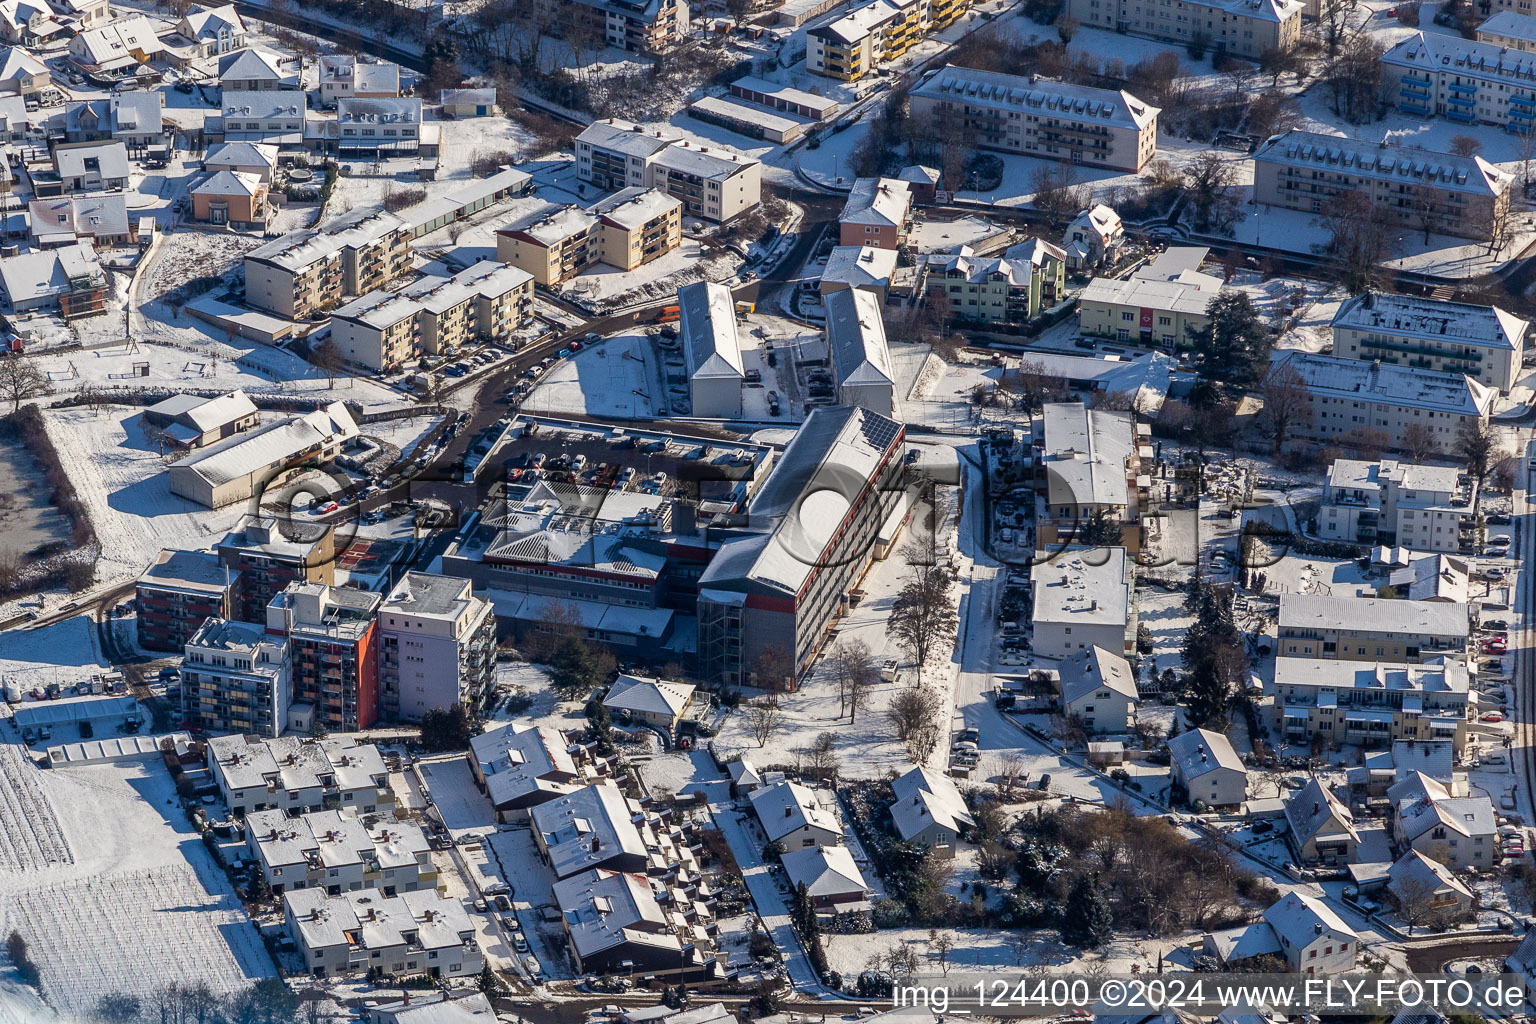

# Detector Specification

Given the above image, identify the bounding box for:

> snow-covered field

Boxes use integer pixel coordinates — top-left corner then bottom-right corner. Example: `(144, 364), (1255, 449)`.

(0, 617), (105, 696)
(521, 334), (660, 418)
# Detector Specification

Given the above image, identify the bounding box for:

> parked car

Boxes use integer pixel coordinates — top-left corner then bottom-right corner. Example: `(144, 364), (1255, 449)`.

(1482, 711), (1506, 723)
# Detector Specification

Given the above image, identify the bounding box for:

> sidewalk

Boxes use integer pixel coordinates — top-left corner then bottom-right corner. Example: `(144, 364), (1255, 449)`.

(709, 801), (822, 991)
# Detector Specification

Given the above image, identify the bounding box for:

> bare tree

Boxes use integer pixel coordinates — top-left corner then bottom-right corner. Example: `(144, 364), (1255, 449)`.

(751, 643), (794, 692)
(1054, 12), (1080, 41)
(1315, 0), (1359, 55)
(1449, 135), (1484, 158)
(1390, 874), (1438, 933)
(886, 685), (945, 760)
(1029, 161), (1085, 229)
(1257, 363), (1313, 453)
(1182, 152), (1239, 231)
(1454, 418), (1505, 507)
(743, 697), (784, 748)
(0, 357), (50, 413)
(799, 731), (839, 785)
(827, 637), (877, 722)
(311, 335), (345, 387)
(1318, 189), (1396, 292)
(1400, 423), (1439, 462)
(928, 929), (958, 974)
(888, 548), (958, 681)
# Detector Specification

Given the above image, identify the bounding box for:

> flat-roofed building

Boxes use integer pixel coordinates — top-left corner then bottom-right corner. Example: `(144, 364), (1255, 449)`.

(1272, 655), (1469, 752)
(1269, 351), (1495, 451)
(1320, 458), (1469, 552)
(909, 65), (1158, 172)
(823, 287), (897, 418)
(1030, 546), (1135, 659)
(838, 176), (910, 249)
(1331, 291), (1526, 393)
(182, 617), (290, 737)
(1253, 130), (1512, 244)
(217, 515), (334, 620)
(1067, 0), (1301, 58)
(244, 207), (411, 320)
(377, 572), (495, 723)
(267, 581), (382, 732)
(696, 406), (906, 683)
(548, 0), (687, 52)
(1033, 402), (1148, 552)
(1277, 593), (1468, 663)
(283, 887), (480, 978)
(136, 548), (238, 651)
(575, 118), (760, 223)
(680, 280), (744, 417)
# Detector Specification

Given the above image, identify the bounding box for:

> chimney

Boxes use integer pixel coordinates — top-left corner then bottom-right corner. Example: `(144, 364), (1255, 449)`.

(1312, 803), (1319, 815)
(591, 836), (601, 852)
(1314, 922), (1323, 934)
(785, 805), (792, 817)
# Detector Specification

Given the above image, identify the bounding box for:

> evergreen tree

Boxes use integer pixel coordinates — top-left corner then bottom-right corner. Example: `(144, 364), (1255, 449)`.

(1187, 292), (1270, 390)
(1060, 873), (1113, 949)
(478, 963), (497, 997)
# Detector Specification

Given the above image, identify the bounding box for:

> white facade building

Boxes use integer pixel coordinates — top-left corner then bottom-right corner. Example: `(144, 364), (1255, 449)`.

(823, 287), (897, 418)
(1030, 546), (1133, 659)
(679, 280), (743, 417)
(377, 572), (496, 723)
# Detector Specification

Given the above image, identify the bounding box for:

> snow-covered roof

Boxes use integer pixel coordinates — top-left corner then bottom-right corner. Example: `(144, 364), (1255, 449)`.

(171, 402), (356, 486)
(530, 783), (648, 879)
(470, 723), (581, 810)
(337, 95), (417, 124)
(1278, 593), (1467, 638)
(370, 993), (496, 1024)
(1392, 739), (1456, 781)
(179, 3), (244, 41)
(1067, 204), (1124, 242)
(553, 868), (672, 961)
(1478, 9), (1536, 41)
(352, 62), (398, 95)
(1041, 401), (1134, 509)
(208, 733), (387, 794)
(731, 76), (841, 117)
(1031, 546), (1130, 629)
(218, 46), (290, 85)
(1397, 790), (1495, 844)
(1078, 272), (1215, 317)
(440, 87), (494, 105)
(1274, 655), (1469, 698)
(1332, 291), (1525, 351)
(0, 45), (44, 82)
(247, 206), (407, 273)
(146, 388), (257, 433)
(1326, 457), (1462, 499)
(1387, 849), (1472, 903)
(0, 242), (102, 306)
(1256, 128), (1510, 197)
(889, 765), (974, 841)
(221, 89), (305, 120)
(1058, 645), (1140, 706)
(912, 64), (1159, 131)
(28, 193), (129, 239)
(1271, 350), (1496, 419)
(1204, 922), (1283, 963)
(780, 844), (868, 898)
(1167, 727), (1245, 783)
(140, 547), (228, 595)
(52, 139), (129, 180)
(840, 176), (910, 228)
(71, 15), (161, 66)
(502, 203), (596, 248)
(603, 674), (695, 719)
(576, 117), (677, 160)
(205, 140), (278, 172)
(186, 617), (277, 656)
(821, 244), (897, 289)
(1284, 777), (1360, 850)
(897, 164), (941, 186)
(824, 287), (893, 391)
(1261, 891), (1356, 949)
(679, 280), (744, 380)
(191, 168), (263, 198)
(590, 186), (679, 231)
(810, 0), (909, 44)
(576, 116), (755, 180)
(748, 780), (841, 842)
(284, 887), (473, 957)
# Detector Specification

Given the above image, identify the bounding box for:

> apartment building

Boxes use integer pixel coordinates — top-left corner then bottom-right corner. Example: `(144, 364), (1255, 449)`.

(1032, 402), (1148, 552)
(495, 189), (681, 287)
(807, 0), (973, 81)
(136, 548), (237, 652)
(284, 887), (480, 978)
(1269, 351), (1496, 451)
(925, 238), (1066, 324)
(1253, 130), (1512, 244)
(589, 187), (683, 271)
(1476, 9), (1536, 49)
(1380, 32), (1536, 132)
(553, 868), (720, 978)
(839, 177), (911, 249)
(1067, 0), (1302, 59)
(205, 733), (391, 817)
(330, 261), (534, 372)
(334, 97), (422, 156)
(696, 406), (906, 684)
(217, 89), (306, 147)
(245, 808), (432, 895)
(1331, 291), (1526, 394)
(1031, 546), (1136, 659)
(244, 207), (412, 320)
(267, 582), (382, 732)
(557, 0), (687, 51)
(575, 118), (761, 223)
(217, 515), (335, 621)
(824, 287), (897, 419)
(531, 782), (703, 879)
(1272, 655), (1470, 752)
(1319, 458), (1470, 553)
(376, 572), (495, 724)
(909, 65), (1158, 172)
(1077, 247), (1221, 348)
(181, 617), (291, 737)
(1277, 593), (1469, 662)
(1391, 772), (1497, 870)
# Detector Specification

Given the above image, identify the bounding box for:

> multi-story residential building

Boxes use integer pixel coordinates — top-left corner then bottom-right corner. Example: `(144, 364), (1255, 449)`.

(267, 582), (382, 732)
(217, 515), (335, 621)
(1261, 893), (1359, 974)
(838, 177), (911, 249)
(204, 140), (279, 182)
(1062, 204), (1125, 273)
(245, 808), (433, 895)
(245, 207), (412, 320)
(1269, 351), (1496, 451)
(495, 190), (681, 287)
(469, 723), (587, 818)
(1077, 246), (1221, 348)
(925, 239), (1066, 324)
(1380, 30), (1536, 137)
(284, 887), (480, 978)
(909, 65), (1159, 172)
(46, 139), (129, 192)
(750, 779), (844, 849)
(376, 572), (495, 723)
(1253, 130), (1512, 244)
(1476, 9), (1536, 49)
(680, 280), (744, 418)
(1032, 402), (1149, 552)
(696, 406), (906, 684)
(317, 56), (399, 102)
(1319, 458), (1470, 552)
(330, 261), (534, 372)
(1330, 291), (1527, 394)
(190, 170), (269, 228)
(1067, 0), (1302, 59)
(820, 244), (899, 301)
(63, 93), (163, 150)
(553, 868), (719, 978)
(1285, 778), (1360, 864)
(531, 782), (704, 879)
(176, 3), (247, 57)
(1277, 593), (1469, 662)
(217, 89), (306, 147)
(1272, 655), (1470, 752)
(1168, 728), (1247, 809)
(334, 97), (422, 156)
(575, 118), (761, 223)
(1031, 546), (1136, 659)
(181, 617), (291, 737)
(218, 46), (300, 91)
(807, 0), (973, 81)
(1391, 772), (1496, 870)
(0, 2), (68, 48)
(0, 242), (106, 319)
(824, 287), (897, 419)
(556, 0), (687, 51)
(136, 548), (237, 652)
(205, 733), (392, 817)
